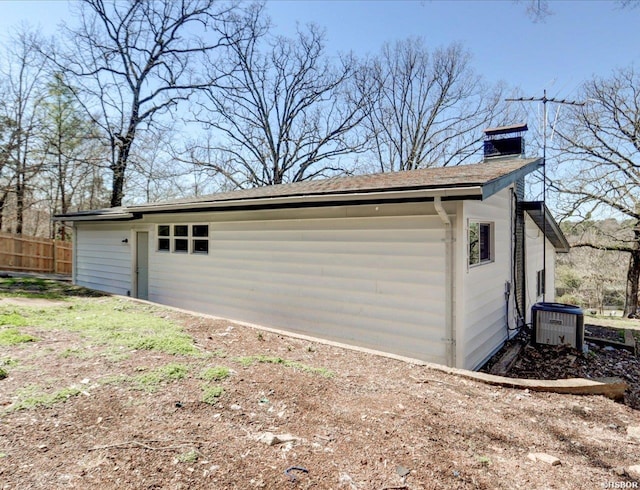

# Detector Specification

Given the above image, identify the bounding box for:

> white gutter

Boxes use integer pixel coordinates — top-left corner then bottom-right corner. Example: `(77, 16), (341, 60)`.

(434, 196), (456, 368)
(56, 214), (135, 222)
(53, 212), (135, 222)
(131, 186), (483, 214)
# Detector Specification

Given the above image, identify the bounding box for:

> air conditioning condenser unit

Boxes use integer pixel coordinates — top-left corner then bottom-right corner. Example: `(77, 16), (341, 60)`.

(532, 302), (584, 351)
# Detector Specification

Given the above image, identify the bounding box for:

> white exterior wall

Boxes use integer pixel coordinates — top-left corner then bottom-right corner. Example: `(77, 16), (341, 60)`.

(546, 240), (557, 302)
(457, 187), (515, 370)
(72, 194), (554, 369)
(132, 203), (450, 364)
(74, 223), (132, 295)
(524, 214), (557, 324)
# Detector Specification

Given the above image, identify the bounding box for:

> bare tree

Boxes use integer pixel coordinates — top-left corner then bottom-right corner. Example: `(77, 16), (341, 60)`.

(0, 101), (19, 232)
(552, 66), (640, 316)
(557, 220), (627, 313)
(58, 0), (236, 207)
(616, 0), (640, 8)
(0, 28), (48, 235)
(125, 126), (199, 203)
(38, 72), (107, 238)
(190, 4), (369, 188)
(519, 0), (554, 23)
(518, 0), (639, 22)
(363, 38), (510, 173)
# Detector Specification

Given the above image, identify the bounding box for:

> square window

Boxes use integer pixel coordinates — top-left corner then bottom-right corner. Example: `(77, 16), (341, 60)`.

(192, 225), (208, 237)
(469, 221), (493, 267)
(157, 223), (210, 255)
(193, 239), (209, 254)
(174, 238), (189, 252)
(174, 225), (188, 237)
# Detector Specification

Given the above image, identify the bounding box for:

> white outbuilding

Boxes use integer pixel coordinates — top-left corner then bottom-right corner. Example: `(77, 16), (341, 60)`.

(57, 146), (568, 370)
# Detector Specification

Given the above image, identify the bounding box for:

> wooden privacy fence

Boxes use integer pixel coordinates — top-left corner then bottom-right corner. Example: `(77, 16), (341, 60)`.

(0, 232), (72, 275)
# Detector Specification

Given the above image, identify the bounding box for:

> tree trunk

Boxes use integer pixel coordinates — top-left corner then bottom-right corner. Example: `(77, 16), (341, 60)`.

(0, 195), (5, 232)
(110, 130), (135, 208)
(110, 160), (126, 208)
(624, 228), (640, 317)
(16, 173), (24, 235)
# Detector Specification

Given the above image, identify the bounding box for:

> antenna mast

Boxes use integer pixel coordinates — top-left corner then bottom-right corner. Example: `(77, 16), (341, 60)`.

(505, 90), (584, 302)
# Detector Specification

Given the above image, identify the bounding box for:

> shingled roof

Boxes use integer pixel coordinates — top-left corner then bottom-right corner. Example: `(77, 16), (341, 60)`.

(56, 157), (542, 220)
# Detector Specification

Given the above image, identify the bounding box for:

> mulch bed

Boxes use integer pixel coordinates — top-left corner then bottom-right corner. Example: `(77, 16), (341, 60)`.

(483, 325), (640, 409)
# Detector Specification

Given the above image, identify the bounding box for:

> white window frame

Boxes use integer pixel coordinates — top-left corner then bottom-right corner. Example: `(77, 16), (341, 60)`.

(468, 220), (494, 267)
(156, 224), (209, 255)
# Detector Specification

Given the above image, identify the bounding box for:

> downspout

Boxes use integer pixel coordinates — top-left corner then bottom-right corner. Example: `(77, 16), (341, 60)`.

(434, 196), (456, 367)
(71, 221), (77, 284)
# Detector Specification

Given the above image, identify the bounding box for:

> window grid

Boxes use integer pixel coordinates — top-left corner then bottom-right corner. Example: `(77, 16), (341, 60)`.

(156, 224), (209, 255)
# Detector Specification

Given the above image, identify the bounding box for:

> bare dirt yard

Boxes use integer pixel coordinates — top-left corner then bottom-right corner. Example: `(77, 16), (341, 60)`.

(1, 278), (639, 489)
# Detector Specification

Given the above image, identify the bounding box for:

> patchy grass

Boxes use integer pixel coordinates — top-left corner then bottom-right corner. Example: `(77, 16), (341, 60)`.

(198, 366), (231, 382)
(234, 355), (334, 378)
(201, 385), (224, 405)
(176, 449), (199, 463)
(585, 314), (640, 330)
(3, 298), (199, 356)
(0, 328), (37, 346)
(0, 358), (18, 379)
(0, 277), (103, 300)
(129, 363), (190, 392)
(7, 385), (82, 412)
(99, 374), (129, 387)
(0, 313), (28, 326)
(99, 364), (190, 392)
(59, 348), (91, 359)
(477, 455), (492, 467)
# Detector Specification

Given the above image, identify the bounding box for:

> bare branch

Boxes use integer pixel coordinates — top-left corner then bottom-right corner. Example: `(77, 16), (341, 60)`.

(361, 38), (518, 172)
(57, 0), (236, 206)
(552, 66), (640, 314)
(186, 5), (368, 188)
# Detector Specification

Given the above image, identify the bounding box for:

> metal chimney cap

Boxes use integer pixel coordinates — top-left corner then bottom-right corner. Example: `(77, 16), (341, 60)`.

(483, 123), (528, 137)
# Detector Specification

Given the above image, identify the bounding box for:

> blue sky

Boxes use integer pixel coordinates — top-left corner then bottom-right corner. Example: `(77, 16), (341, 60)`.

(1, 0), (637, 101)
(265, 0), (639, 101)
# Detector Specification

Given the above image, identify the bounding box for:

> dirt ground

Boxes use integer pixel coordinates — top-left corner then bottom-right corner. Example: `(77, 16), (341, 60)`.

(1, 287), (640, 489)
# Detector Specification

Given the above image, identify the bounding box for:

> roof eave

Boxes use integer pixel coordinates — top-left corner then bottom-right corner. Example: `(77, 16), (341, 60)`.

(129, 185), (484, 214)
(481, 157), (543, 200)
(53, 212), (138, 222)
(523, 201), (570, 253)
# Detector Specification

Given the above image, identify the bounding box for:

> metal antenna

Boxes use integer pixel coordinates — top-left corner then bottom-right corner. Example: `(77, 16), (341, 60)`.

(505, 90), (584, 302)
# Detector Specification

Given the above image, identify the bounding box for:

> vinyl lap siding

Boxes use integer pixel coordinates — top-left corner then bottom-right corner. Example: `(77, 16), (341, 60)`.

(524, 215), (556, 323)
(461, 188), (513, 370)
(149, 214), (448, 364)
(525, 215), (543, 323)
(75, 224), (131, 295)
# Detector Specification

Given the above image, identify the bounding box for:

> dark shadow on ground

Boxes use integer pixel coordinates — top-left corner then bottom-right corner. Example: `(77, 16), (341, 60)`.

(0, 276), (106, 299)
